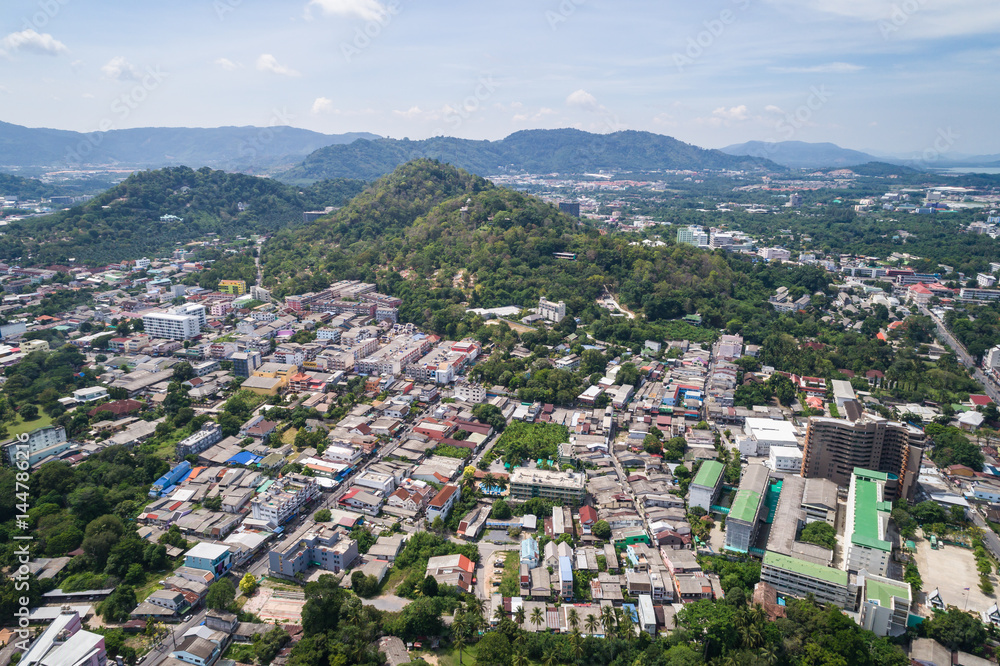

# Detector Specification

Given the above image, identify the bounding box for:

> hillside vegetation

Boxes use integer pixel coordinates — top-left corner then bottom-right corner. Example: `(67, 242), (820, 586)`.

(281, 128), (781, 182)
(0, 167), (365, 266)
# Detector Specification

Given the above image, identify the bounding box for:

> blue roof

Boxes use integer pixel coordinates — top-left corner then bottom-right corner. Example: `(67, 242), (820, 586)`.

(521, 537), (538, 559)
(227, 451), (263, 465)
(558, 556), (573, 581)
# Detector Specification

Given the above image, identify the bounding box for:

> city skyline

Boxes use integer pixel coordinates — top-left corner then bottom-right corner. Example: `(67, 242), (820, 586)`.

(1, 0), (999, 156)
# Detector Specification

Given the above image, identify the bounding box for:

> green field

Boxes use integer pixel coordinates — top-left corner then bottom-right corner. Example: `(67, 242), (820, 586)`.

(6, 408), (55, 436)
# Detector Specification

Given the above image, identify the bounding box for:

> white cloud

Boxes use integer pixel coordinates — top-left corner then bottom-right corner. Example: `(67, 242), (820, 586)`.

(307, 0), (388, 21)
(566, 89), (599, 110)
(102, 56), (140, 81)
(652, 112), (677, 128)
(1, 29), (68, 57)
(214, 57), (243, 71)
(764, 105), (785, 115)
(393, 106), (424, 118)
(713, 105), (750, 121)
(312, 97), (335, 114)
(256, 54), (301, 77)
(771, 62), (864, 74)
(512, 107), (557, 123)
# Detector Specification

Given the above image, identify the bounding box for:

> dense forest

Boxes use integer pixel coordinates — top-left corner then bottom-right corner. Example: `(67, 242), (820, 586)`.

(0, 167), (365, 266)
(262, 160), (831, 337)
(281, 128), (781, 182)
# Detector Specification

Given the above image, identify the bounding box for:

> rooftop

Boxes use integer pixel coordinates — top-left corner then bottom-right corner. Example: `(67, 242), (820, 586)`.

(851, 473), (892, 552)
(763, 550), (848, 586)
(865, 576), (911, 607)
(691, 460), (724, 489)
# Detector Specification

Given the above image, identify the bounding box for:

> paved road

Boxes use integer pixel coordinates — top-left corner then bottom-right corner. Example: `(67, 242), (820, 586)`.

(140, 609), (207, 666)
(922, 307), (1000, 403)
(969, 510), (1000, 562)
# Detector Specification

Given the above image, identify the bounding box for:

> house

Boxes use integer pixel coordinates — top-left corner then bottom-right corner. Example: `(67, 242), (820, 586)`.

(184, 542), (232, 581)
(426, 484), (461, 522)
(426, 554), (475, 593)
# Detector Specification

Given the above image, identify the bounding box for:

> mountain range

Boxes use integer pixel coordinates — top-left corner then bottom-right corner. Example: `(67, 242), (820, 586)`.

(0, 121), (378, 172)
(720, 141), (881, 169)
(280, 129), (780, 182)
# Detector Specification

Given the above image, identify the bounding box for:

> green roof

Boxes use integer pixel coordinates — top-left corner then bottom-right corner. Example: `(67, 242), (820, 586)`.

(865, 577), (910, 607)
(853, 467), (888, 482)
(763, 551), (849, 586)
(729, 489), (763, 524)
(851, 478), (891, 551)
(691, 460), (724, 489)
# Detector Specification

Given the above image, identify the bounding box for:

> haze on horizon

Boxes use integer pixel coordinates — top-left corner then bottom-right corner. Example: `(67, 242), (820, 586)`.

(1, 0), (998, 157)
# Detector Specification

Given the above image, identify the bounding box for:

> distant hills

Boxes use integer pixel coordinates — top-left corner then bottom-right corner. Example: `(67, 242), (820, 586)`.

(720, 141), (883, 169)
(0, 167), (365, 266)
(0, 121), (379, 172)
(281, 129), (782, 182)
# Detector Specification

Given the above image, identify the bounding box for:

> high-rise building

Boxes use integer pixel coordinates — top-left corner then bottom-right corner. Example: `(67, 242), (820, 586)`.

(845, 468), (892, 576)
(801, 416), (925, 501)
(142, 303), (207, 340)
(676, 225), (708, 247)
(558, 202), (581, 217)
(538, 298), (566, 323)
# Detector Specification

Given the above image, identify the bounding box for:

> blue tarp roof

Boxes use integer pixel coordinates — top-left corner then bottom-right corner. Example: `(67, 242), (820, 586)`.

(227, 451), (263, 465)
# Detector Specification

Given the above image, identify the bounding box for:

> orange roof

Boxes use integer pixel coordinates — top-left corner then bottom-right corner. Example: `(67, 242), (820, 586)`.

(876, 331), (888, 341)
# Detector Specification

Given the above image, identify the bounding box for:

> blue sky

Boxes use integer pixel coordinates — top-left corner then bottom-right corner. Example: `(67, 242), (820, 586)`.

(1, 0), (999, 155)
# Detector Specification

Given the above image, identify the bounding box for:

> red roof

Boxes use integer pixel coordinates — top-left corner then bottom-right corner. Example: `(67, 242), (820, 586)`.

(579, 506), (598, 525)
(429, 484), (458, 508)
(971, 395), (993, 406)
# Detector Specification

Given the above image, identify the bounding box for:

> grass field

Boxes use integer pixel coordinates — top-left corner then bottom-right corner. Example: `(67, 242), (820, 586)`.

(7, 408), (54, 435)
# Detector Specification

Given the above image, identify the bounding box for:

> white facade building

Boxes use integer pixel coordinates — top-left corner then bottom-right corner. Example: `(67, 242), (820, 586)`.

(143, 303), (207, 340)
(768, 445), (804, 473)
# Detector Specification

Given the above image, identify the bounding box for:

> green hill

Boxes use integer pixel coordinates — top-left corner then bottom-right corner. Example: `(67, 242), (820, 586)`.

(281, 129), (782, 182)
(261, 160), (823, 337)
(0, 166), (365, 266)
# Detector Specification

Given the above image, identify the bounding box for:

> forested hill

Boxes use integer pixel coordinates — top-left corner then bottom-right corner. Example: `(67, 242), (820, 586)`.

(0, 172), (55, 200)
(280, 129), (783, 182)
(261, 159), (828, 336)
(0, 167), (365, 266)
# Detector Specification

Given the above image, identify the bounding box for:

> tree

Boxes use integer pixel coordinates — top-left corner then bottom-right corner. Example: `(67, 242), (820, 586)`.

(206, 578), (236, 611)
(100, 585), (137, 623)
(239, 573), (258, 596)
(923, 608), (989, 653)
(314, 509), (332, 522)
(476, 630), (512, 666)
(491, 498), (512, 520)
(19, 404), (39, 420)
(421, 574), (439, 598)
(617, 363), (640, 387)
(591, 520), (611, 540)
(172, 362), (195, 382)
(530, 606), (545, 632)
(799, 521), (836, 550)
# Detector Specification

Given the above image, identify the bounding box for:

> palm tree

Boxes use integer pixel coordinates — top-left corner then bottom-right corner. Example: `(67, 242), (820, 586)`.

(530, 606), (545, 633)
(494, 605), (507, 624)
(467, 596), (485, 621)
(453, 631), (467, 665)
(584, 613), (599, 636)
(514, 605), (526, 626)
(618, 608), (635, 641)
(759, 644), (779, 666)
(601, 605), (616, 637)
(569, 629), (584, 661)
(567, 608), (580, 632)
(484, 472), (498, 493)
(543, 653), (559, 666)
(512, 650), (529, 666)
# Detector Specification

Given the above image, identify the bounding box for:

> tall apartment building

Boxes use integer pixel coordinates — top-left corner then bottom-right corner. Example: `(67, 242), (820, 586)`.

(801, 416), (924, 501)
(538, 298), (566, 323)
(251, 473), (320, 525)
(2, 425), (69, 467)
(509, 468), (586, 504)
(724, 464), (770, 553)
(142, 303), (207, 340)
(844, 468), (892, 576)
(676, 225), (708, 247)
(230, 351), (262, 378)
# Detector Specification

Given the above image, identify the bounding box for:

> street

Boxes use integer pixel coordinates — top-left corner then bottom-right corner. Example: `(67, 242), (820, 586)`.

(969, 510), (1000, 563)
(921, 306), (1000, 404)
(139, 609), (207, 666)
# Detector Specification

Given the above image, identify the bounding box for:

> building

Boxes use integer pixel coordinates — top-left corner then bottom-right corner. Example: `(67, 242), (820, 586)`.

(724, 465), (770, 553)
(427, 484), (461, 522)
(184, 542), (232, 581)
(858, 570), (911, 637)
(831, 379), (856, 409)
(741, 418), (798, 457)
(251, 473), (320, 525)
(768, 445), (804, 473)
(520, 536), (540, 569)
(18, 610), (105, 666)
(230, 351), (262, 378)
(268, 525), (358, 577)
(801, 417), (925, 501)
(760, 551), (855, 609)
(676, 225), (708, 247)
(637, 594), (656, 636)
(176, 422), (223, 459)
(142, 303), (207, 340)
(218, 280), (247, 295)
(977, 274), (997, 289)
(454, 382), (487, 403)
(538, 298), (566, 323)
(688, 459), (724, 512)
(509, 468), (586, 504)
(845, 469), (892, 576)
(425, 554), (476, 593)
(559, 202), (581, 217)
(2, 425), (69, 467)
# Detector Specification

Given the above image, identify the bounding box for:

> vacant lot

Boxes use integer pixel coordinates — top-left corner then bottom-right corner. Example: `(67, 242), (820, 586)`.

(913, 536), (999, 615)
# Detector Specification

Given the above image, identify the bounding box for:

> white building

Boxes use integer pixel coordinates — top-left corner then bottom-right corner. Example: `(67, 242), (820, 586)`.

(978, 273), (998, 288)
(251, 473), (320, 525)
(143, 303), (207, 340)
(985, 345), (1000, 370)
(857, 571), (911, 637)
(676, 225), (709, 247)
(760, 247), (791, 262)
(18, 610), (105, 666)
(454, 382), (486, 403)
(740, 418), (798, 456)
(845, 469), (892, 576)
(538, 298), (566, 323)
(768, 445), (804, 473)
(2, 425), (70, 467)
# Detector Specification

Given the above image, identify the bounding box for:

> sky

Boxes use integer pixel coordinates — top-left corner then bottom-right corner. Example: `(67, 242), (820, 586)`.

(1, 0), (999, 156)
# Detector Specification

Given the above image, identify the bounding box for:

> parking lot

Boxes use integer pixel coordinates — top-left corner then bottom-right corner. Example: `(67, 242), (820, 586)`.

(913, 536), (999, 615)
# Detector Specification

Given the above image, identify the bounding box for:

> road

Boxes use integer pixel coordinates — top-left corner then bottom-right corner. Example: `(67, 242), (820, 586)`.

(921, 306), (1000, 404)
(969, 510), (1000, 562)
(601, 286), (636, 320)
(140, 609), (207, 666)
